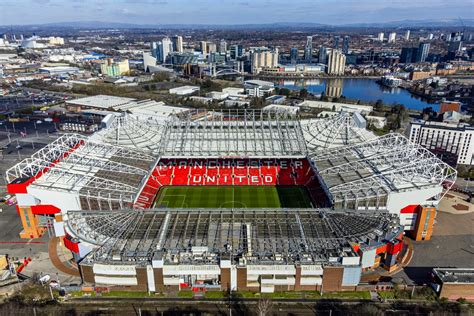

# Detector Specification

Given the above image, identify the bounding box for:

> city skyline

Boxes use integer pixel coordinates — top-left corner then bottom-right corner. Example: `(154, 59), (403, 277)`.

(0, 0), (473, 26)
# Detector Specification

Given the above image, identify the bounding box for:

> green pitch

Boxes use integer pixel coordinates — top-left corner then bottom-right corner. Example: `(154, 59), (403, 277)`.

(154, 186), (313, 208)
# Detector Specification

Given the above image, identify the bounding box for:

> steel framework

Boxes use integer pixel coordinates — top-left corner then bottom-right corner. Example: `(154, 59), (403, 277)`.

(301, 112), (375, 151)
(309, 133), (457, 209)
(6, 134), (156, 207)
(66, 208), (402, 265)
(158, 110), (308, 158)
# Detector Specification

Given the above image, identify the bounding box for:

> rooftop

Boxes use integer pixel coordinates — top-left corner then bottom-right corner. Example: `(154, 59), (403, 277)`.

(433, 268), (474, 284)
(65, 208), (402, 266)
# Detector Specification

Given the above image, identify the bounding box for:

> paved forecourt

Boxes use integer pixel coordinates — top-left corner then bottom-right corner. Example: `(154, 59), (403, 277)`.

(154, 186), (313, 208)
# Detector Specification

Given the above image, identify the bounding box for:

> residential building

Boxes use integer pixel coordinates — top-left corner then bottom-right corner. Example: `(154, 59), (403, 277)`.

(250, 48), (279, 74)
(304, 36), (313, 63)
(327, 50), (346, 75)
(405, 30), (410, 41)
(100, 59), (130, 76)
(377, 32), (384, 41)
(171, 35), (183, 53)
(200, 41), (208, 55)
(400, 47), (418, 63)
(409, 120), (474, 165)
(388, 32), (396, 43)
(207, 42), (217, 54)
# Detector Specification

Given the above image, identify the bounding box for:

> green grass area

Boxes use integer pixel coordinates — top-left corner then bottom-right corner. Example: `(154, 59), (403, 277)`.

(321, 291), (371, 299)
(177, 291), (194, 298)
(154, 186), (313, 209)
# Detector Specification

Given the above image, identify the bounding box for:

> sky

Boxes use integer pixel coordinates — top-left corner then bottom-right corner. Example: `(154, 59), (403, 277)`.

(0, 0), (473, 25)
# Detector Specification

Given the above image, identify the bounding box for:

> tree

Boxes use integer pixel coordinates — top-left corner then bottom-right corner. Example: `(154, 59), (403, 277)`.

(279, 88), (291, 97)
(257, 297), (273, 316)
(299, 88), (309, 99)
(375, 99), (384, 112)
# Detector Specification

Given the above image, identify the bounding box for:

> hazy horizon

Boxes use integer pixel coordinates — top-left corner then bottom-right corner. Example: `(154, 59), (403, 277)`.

(0, 0), (473, 26)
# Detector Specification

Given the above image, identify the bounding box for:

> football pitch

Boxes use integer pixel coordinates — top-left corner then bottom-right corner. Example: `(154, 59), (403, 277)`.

(154, 186), (313, 208)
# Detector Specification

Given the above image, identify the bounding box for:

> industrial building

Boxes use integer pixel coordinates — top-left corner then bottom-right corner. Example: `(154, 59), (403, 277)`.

(6, 111), (456, 293)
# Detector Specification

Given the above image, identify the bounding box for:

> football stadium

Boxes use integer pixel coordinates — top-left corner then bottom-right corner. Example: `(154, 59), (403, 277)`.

(6, 109), (457, 293)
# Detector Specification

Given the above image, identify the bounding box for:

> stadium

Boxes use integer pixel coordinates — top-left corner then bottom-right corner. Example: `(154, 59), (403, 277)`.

(6, 109), (457, 293)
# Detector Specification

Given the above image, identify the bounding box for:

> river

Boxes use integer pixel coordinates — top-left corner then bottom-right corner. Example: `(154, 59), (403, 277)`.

(276, 78), (439, 112)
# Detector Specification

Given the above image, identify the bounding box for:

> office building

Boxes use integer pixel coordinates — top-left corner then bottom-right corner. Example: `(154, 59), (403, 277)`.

(377, 32), (384, 41)
(342, 36), (350, 54)
(448, 41), (463, 53)
(405, 30), (410, 41)
(230, 45), (244, 59)
(318, 46), (328, 64)
(327, 50), (346, 75)
(171, 35), (183, 53)
(250, 48), (279, 74)
(388, 32), (396, 43)
(416, 43), (430, 62)
(290, 47), (298, 64)
(428, 33), (434, 40)
(409, 120), (474, 165)
(304, 36), (313, 63)
(100, 59), (130, 77)
(170, 52), (199, 65)
(244, 79), (275, 97)
(200, 41), (207, 55)
(218, 40), (227, 54)
(333, 35), (340, 49)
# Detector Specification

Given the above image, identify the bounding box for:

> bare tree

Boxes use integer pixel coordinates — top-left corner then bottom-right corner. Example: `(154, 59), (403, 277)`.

(257, 297), (272, 316)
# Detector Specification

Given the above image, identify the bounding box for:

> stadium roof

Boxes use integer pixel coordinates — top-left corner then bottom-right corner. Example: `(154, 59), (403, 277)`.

(65, 208), (402, 266)
(159, 110), (308, 158)
(310, 133), (457, 209)
(6, 134), (156, 209)
(301, 112), (376, 151)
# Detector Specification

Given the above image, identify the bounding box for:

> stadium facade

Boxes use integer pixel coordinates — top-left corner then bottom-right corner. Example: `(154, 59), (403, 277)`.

(7, 110), (456, 293)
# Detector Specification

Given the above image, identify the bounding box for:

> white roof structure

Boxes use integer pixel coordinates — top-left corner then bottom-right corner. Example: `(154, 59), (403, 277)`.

(310, 133), (457, 209)
(301, 112), (376, 151)
(67, 95), (135, 110)
(6, 134), (155, 210)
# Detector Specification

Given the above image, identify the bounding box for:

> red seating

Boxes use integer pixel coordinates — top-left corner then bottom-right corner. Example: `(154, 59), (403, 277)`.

(136, 158), (324, 208)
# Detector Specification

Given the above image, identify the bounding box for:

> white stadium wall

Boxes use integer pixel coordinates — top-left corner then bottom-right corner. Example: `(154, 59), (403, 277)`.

(386, 186), (442, 214)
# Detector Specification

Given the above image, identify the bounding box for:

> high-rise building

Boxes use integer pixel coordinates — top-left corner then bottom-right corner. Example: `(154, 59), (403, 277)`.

(377, 32), (384, 41)
(250, 48), (279, 74)
(304, 36), (313, 63)
(230, 45), (244, 59)
(416, 43), (430, 62)
(342, 36), (350, 54)
(448, 41), (463, 53)
(405, 30), (410, 41)
(161, 37), (173, 63)
(290, 47), (298, 64)
(428, 33), (434, 40)
(200, 41), (208, 55)
(400, 47), (418, 63)
(333, 35), (340, 49)
(218, 40), (227, 54)
(327, 50), (346, 75)
(318, 46), (327, 64)
(207, 42), (217, 54)
(388, 32), (397, 43)
(172, 35), (183, 53)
